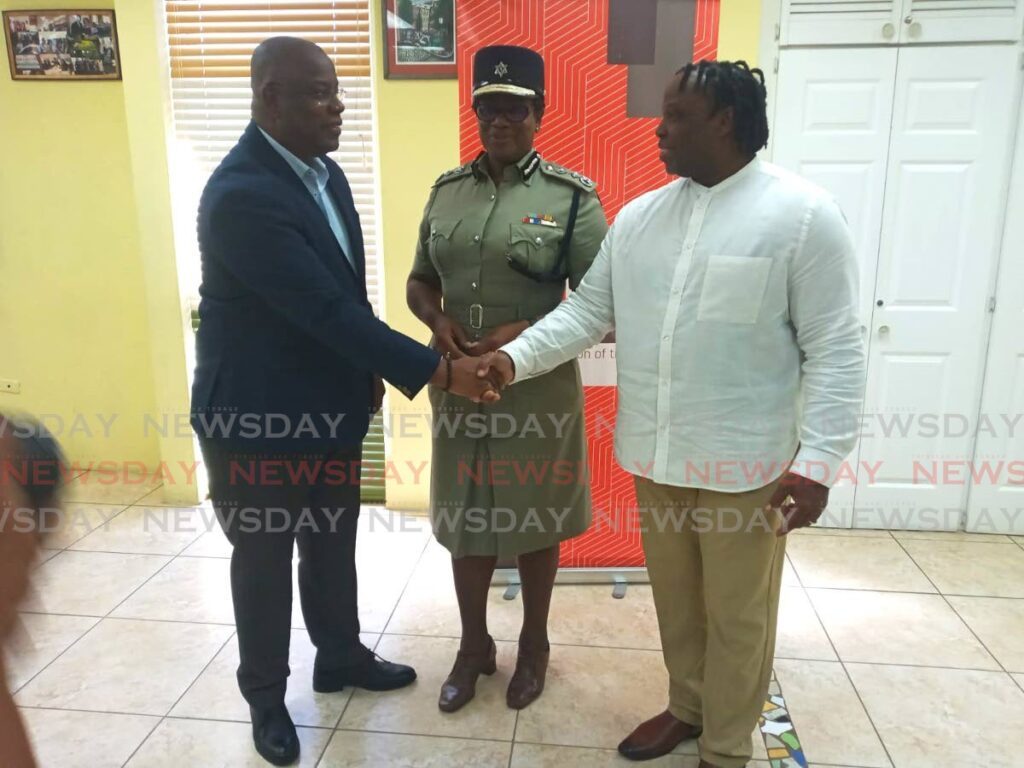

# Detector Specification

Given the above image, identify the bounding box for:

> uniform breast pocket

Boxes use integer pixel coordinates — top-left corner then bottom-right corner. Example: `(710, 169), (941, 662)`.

(697, 255), (773, 325)
(429, 219), (461, 275)
(508, 223), (564, 277)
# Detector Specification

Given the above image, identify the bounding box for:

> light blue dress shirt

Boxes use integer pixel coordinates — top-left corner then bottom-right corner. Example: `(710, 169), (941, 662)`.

(258, 127), (356, 272)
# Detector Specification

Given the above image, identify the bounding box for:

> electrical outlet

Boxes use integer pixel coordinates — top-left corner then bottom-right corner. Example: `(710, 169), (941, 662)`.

(0, 379), (21, 394)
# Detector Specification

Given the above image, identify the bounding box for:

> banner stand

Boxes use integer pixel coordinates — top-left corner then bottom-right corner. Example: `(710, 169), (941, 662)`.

(493, 567), (649, 600)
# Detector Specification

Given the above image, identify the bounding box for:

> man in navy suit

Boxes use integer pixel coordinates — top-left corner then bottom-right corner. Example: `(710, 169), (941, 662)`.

(191, 37), (496, 766)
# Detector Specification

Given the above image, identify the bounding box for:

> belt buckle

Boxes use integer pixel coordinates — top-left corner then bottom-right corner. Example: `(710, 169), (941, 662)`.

(469, 303), (483, 330)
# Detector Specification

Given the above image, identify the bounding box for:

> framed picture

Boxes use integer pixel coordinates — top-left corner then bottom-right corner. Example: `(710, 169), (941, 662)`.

(381, 0), (455, 79)
(3, 10), (120, 80)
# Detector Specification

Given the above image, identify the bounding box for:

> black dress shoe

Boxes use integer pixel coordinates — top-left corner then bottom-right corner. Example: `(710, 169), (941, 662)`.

(313, 652), (417, 693)
(250, 704), (299, 766)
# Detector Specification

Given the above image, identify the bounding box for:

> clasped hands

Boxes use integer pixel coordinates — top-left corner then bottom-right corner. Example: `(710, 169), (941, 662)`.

(428, 314), (520, 402)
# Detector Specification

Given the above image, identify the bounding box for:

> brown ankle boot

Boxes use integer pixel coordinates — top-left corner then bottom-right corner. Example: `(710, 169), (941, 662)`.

(438, 637), (497, 713)
(506, 644), (550, 709)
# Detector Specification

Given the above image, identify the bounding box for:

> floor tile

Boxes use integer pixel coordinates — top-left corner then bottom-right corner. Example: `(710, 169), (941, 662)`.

(808, 589), (999, 669)
(773, 659), (891, 767)
(19, 707), (159, 768)
(786, 536), (935, 592)
(513, 643), (669, 751)
(946, 596), (1024, 672)
(792, 527), (893, 538)
(782, 556), (800, 586)
(112, 556), (234, 624)
(171, 630), (380, 727)
(548, 584), (662, 650)
(891, 530), (1012, 543)
(21, 550), (171, 616)
(69, 504), (208, 555)
(4, 613), (99, 691)
(355, 533), (431, 633)
(899, 540), (1024, 597)
(15, 617), (233, 716)
(125, 717), (330, 767)
(321, 731), (510, 767)
(384, 539), (527, 642)
(33, 549), (59, 566)
(181, 529), (233, 558)
(847, 662), (1024, 768)
(511, 743), (699, 767)
(338, 634), (517, 741)
(1015, 673), (1024, 692)
(41, 502), (126, 550)
(775, 587), (837, 661)
(63, 473), (162, 505)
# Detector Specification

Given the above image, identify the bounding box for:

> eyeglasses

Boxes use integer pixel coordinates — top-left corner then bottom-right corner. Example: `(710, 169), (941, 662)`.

(475, 102), (531, 124)
(308, 85), (346, 106)
(274, 81), (346, 106)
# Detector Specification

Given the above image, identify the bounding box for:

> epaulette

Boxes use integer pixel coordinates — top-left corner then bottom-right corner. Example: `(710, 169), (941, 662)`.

(433, 163), (474, 187)
(538, 160), (597, 193)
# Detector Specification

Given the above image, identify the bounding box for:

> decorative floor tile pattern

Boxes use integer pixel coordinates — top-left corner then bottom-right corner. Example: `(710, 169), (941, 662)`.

(759, 673), (808, 768)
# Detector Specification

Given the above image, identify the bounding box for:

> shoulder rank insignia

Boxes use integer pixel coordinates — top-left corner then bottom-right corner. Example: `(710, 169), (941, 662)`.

(433, 163), (473, 187)
(537, 159), (596, 192)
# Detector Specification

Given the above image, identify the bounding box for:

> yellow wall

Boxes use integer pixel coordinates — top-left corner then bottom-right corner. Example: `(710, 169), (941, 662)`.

(375, 0), (763, 510)
(372, 2), (460, 510)
(0, 0), (196, 501)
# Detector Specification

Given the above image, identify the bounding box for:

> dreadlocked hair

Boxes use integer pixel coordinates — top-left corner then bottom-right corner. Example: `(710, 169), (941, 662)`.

(677, 60), (769, 157)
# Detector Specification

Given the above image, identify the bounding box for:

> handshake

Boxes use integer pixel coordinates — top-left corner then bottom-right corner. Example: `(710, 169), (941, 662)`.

(428, 351), (516, 402)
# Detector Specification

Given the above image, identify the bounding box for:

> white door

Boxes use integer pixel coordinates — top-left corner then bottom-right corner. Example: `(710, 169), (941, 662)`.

(900, 0), (1022, 44)
(780, 0), (1022, 45)
(772, 47), (899, 527)
(780, 0), (902, 46)
(853, 45), (1020, 529)
(967, 84), (1024, 535)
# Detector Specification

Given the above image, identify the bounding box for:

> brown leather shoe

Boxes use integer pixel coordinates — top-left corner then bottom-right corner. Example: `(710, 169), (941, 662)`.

(506, 644), (550, 709)
(617, 709), (703, 761)
(438, 637), (497, 713)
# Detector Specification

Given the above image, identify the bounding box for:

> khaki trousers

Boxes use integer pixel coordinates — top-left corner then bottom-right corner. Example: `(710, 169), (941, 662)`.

(634, 475), (787, 768)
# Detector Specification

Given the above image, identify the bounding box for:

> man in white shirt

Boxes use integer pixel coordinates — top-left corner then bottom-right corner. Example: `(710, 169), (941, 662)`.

(477, 61), (865, 767)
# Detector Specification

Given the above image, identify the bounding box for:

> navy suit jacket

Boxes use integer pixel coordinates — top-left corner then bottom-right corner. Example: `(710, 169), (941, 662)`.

(190, 122), (440, 450)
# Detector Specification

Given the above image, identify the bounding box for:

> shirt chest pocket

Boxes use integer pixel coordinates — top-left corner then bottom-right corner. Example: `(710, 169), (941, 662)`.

(428, 219), (462, 275)
(508, 223), (564, 277)
(697, 255), (774, 325)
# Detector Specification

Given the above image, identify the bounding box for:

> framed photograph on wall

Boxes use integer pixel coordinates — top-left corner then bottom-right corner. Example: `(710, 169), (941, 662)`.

(381, 0), (456, 79)
(3, 10), (120, 80)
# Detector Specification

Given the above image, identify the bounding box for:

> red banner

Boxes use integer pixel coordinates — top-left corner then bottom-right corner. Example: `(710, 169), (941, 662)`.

(457, 0), (720, 567)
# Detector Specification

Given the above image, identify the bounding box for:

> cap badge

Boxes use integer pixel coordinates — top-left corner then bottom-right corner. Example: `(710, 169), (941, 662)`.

(494, 61), (509, 77)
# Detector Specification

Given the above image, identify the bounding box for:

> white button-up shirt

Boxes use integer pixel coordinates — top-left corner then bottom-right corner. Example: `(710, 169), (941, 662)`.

(503, 159), (866, 492)
(258, 127), (356, 271)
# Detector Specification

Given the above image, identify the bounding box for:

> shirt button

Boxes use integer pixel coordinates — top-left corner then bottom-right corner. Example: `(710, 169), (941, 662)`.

(535, 236), (542, 245)
(490, 194), (495, 201)
(471, 281), (478, 291)
(473, 235), (481, 243)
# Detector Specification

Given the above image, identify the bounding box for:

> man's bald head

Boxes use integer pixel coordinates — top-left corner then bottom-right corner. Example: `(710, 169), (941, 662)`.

(250, 36), (330, 93)
(249, 36), (344, 163)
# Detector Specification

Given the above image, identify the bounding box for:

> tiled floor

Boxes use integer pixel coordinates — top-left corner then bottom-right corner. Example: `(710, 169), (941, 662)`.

(6, 478), (1024, 767)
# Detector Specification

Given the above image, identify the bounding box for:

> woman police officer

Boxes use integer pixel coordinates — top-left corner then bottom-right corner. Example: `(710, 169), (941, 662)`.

(407, 45), (607, 713)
